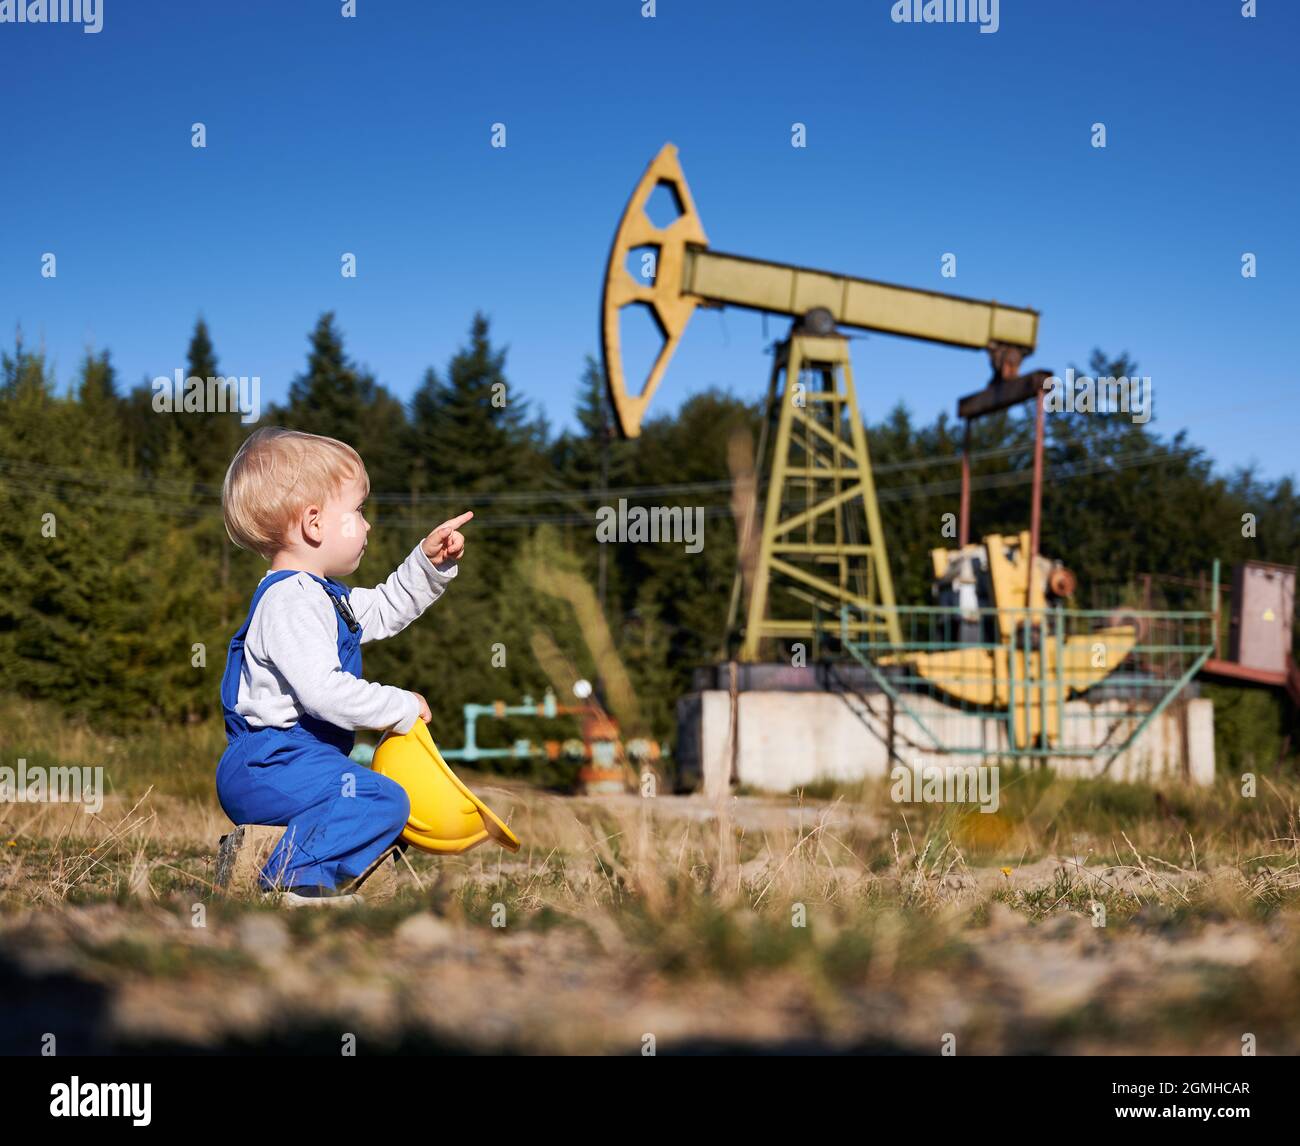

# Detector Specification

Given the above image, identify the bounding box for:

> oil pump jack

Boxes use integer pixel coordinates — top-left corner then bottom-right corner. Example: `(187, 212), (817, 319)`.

(600, 144), (1140, 751)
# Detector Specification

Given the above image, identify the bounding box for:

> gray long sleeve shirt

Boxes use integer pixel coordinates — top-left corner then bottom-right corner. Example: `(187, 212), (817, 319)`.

(234, 543), (457, 735)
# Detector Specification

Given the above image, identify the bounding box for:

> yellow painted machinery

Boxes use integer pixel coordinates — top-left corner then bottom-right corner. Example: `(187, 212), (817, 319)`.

(912, 532), (1137, 746)
(600, 144), (1138, 749)
(602, 145), (1044, 661)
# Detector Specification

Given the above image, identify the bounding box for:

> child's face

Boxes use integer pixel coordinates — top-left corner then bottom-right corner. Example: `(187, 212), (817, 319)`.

(316, 473), (371, 577)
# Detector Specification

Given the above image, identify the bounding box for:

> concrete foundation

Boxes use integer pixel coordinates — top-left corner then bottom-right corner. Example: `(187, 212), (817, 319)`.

(676, 687), (1215, 798)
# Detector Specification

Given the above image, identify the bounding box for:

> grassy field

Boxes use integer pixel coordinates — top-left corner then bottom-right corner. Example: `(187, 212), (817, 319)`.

(2, 697), (1298, 1055)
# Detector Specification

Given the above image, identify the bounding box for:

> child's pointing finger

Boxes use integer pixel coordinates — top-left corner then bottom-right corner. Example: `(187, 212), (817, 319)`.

(422, 510), (473, 565)
(440, 511), (474, 533)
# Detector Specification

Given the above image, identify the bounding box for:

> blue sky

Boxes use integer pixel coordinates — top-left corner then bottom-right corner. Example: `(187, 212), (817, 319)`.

(1, 0), (1296, 481)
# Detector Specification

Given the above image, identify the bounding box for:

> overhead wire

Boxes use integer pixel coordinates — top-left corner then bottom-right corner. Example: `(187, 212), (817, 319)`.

(0, 444), (1206, 528)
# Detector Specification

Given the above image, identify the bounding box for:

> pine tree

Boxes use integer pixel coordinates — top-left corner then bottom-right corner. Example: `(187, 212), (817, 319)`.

(178, 317), (246, 486)
(281, 312), (411, 493)
(411, 312), (545, 496)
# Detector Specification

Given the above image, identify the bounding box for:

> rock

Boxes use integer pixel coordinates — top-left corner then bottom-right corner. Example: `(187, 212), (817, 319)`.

(234, 913), (290, 962)
(215, 825), (286, 896)
(1041, 912), (1087, 941)
(985, 902), (1028, 932)
(1168, 925), (1261, 967)
(393, 913), (456, 952)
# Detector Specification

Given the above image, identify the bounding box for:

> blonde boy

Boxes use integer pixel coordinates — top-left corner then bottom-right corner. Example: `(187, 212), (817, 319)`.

(217, 427), (472, 905)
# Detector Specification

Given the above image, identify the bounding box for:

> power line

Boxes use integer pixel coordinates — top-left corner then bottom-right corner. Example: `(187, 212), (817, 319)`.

(0, 445), (1206, 529)
(0, 437), (1165, 508)
(5, 449), (995, 502)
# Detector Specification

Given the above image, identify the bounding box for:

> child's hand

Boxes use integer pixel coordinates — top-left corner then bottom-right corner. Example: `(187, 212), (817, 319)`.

(411, 692), (432, 723)
(422, 511), (473, 566)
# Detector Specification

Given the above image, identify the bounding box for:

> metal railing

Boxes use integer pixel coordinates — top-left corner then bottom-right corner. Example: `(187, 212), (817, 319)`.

(826, 572), (1218, 767)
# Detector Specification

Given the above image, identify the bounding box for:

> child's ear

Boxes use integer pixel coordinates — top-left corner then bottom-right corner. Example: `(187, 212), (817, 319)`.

(301, 503), (323, 544)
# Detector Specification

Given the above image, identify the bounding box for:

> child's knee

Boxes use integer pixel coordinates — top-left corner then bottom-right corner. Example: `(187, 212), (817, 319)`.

(372, 773), (411, 831)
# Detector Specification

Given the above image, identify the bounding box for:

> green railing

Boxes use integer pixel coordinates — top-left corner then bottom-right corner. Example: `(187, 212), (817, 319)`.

(826, 578), (1217, 767)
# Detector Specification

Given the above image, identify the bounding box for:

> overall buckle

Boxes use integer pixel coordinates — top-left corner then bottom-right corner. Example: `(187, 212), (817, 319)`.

(327, 587), (360, 634)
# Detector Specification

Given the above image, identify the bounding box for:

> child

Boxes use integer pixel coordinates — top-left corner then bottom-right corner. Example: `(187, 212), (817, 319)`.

(217, 426), (472, 906)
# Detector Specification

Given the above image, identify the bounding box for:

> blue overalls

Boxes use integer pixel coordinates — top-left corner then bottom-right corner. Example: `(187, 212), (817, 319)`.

(216, 571), (411, 893)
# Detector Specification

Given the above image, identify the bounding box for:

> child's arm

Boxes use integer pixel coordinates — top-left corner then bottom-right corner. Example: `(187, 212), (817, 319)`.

(350, 511), (473, 644)
(348, 544), (457, 644)
(250, 578), (423, 732)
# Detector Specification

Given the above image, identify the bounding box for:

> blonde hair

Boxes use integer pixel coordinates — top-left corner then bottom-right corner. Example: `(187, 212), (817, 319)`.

(222, 427), (370, 559)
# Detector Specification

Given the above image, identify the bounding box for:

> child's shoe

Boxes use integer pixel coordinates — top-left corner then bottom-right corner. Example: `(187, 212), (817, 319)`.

(264, 884), (365, 908)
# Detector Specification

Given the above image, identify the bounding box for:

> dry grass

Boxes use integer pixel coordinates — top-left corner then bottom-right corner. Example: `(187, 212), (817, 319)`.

(3, 696), (1300, 1054)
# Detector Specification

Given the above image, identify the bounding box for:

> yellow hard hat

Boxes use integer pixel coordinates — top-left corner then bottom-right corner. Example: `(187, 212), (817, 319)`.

(372, 720), (521, 856)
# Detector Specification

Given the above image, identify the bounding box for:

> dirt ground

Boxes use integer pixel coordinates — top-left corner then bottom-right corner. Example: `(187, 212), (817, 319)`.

(2, 781), (1298, 1055)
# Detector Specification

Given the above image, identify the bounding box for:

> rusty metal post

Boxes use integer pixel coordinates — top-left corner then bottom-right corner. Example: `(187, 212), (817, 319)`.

(959, 420), (971, 548)
(727, 660), (740, 786)
(886, 690), (896, 767)
(1027, 387), (1046, 606)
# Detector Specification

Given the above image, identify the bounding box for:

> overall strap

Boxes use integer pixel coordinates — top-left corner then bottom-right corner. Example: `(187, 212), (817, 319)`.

(299, 573), (360, 637)
(233, 570), (302, 644)
(221, 569), (363, 751)
(220, 570), (302, 738)
(290, 573), (363, 755)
